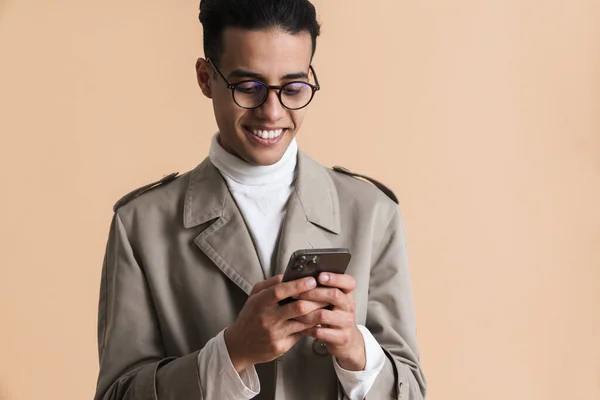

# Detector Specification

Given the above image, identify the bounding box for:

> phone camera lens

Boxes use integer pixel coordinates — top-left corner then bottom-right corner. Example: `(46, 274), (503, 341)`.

(293, 264), (304, 272)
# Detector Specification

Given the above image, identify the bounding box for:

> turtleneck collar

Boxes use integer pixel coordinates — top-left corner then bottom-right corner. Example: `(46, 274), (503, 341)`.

(209, 132), (298, 187)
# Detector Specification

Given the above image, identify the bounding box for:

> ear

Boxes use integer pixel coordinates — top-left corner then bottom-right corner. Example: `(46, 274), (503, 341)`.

(195, 58), (213, 99)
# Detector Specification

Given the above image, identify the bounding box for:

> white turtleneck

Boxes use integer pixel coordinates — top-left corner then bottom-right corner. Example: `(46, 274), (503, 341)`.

(196, 133), (386, 400)
(209, 133), (297, 277)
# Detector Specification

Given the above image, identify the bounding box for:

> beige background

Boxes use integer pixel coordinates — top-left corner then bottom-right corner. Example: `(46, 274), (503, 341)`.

(1, 0), (599, 399)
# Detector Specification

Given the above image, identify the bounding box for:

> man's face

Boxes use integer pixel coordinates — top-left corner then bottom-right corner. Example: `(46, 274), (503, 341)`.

(197, 27), (314, 166)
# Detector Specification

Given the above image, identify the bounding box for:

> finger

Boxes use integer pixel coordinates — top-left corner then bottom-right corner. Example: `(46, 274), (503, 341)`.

(302, 326), (346, 346)
(279, 299), (328, 320)
(250, 274), (283, 295)
(284, 320), (317, 336)
(293, 309), (352, 328)
(269, 332), (305, 359)
(295, 288), (351, 310)
(263, 277), (317, 304)
(318, 273), (356, 294)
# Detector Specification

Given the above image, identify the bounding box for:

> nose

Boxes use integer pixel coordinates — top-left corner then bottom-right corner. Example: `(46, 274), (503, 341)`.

(255, 89), (285, 120)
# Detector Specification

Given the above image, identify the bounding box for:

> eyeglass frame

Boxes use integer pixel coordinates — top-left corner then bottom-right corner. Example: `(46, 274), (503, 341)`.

(206, 58), (321, 111)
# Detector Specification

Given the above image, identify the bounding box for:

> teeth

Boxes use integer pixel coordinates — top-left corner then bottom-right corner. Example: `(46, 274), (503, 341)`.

(251, 128), (283, 140)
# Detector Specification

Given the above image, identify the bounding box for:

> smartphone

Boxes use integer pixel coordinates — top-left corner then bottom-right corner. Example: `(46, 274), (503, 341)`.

(279, 248), (352, 305)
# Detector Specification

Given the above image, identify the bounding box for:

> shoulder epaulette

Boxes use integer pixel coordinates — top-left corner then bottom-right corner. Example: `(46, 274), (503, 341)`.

(113, 172), (179, 212)
(332, 166), (398, 204)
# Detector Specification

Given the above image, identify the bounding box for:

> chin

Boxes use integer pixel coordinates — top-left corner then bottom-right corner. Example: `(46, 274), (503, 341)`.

(242, 139), (293, 167)
(244, 151), (285, 166)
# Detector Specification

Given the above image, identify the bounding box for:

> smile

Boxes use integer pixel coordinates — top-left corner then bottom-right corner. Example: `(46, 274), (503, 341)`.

(248, 127), (284, 140)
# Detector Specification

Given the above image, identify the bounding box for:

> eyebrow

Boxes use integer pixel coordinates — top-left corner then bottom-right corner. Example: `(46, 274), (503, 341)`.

(227, 69), (309, 81)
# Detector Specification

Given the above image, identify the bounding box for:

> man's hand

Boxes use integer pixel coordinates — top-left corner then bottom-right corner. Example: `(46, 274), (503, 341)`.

(224, 274), (328, 373)
(294, 273), (366, 371)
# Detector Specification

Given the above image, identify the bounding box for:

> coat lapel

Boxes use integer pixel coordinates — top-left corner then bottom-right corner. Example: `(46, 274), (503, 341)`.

(184, 158), (264, 295)
(274, 151), (342, 276)
(183, 151), (343, 292)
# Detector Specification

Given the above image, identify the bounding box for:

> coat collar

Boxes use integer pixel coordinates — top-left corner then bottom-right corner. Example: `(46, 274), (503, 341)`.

(294, 151), (341, 235)
(183, 157), (229, 229)
(183, 150), (341, 234)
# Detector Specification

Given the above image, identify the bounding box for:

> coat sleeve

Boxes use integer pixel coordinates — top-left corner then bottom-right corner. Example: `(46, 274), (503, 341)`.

(95, 213), (204, 400)
(364, 207), (427, 399)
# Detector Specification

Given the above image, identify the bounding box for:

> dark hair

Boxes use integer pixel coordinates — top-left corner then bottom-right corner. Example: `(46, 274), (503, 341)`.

(199, 0), (321, 64)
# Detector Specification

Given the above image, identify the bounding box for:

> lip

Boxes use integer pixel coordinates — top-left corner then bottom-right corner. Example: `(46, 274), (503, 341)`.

(242, 126), (287, 146)
(244, 125), (288, 131)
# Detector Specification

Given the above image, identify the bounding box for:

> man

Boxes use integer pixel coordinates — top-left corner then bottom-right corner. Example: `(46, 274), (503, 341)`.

(94, 0), (427, 399)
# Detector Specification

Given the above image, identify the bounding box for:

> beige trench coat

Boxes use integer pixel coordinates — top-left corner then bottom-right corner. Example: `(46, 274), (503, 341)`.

(94, 151), (427, 400)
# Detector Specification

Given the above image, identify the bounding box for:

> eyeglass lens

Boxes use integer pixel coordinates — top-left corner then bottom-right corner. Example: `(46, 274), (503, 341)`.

(233, 81), (314, 109)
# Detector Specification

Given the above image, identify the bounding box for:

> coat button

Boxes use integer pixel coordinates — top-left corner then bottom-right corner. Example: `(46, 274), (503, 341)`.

(312, 339), (329, 356)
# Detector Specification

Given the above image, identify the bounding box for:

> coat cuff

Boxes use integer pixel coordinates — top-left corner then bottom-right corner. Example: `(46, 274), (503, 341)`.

(128, 351), (203, 400)
(377, 347), (425, 400)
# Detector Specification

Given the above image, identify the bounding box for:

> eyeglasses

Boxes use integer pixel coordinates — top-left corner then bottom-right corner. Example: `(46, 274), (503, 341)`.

(207, 58), (320, 110)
